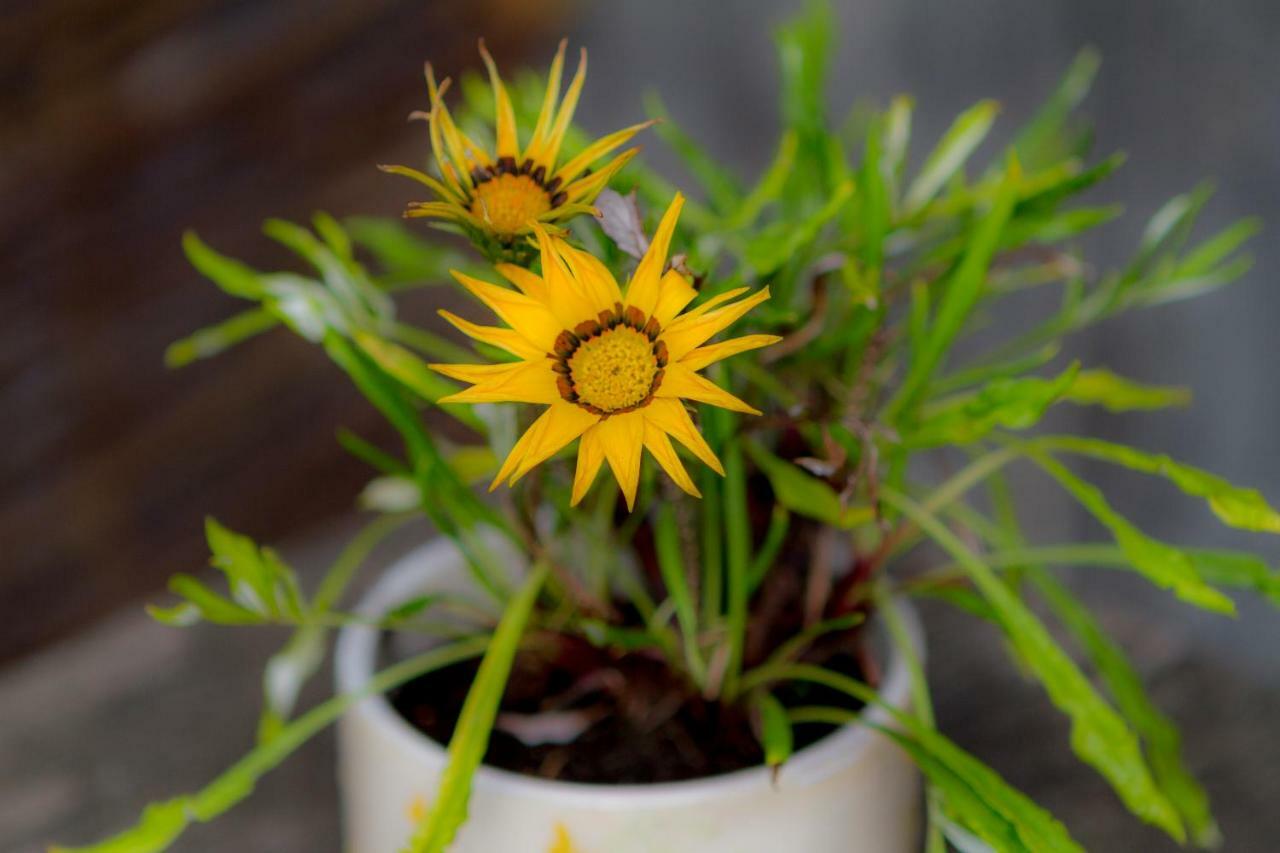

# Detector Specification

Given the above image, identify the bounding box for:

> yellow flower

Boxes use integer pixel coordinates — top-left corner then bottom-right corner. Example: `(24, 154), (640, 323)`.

(430, 194), (780, 510)
(384, 40), (651, 244)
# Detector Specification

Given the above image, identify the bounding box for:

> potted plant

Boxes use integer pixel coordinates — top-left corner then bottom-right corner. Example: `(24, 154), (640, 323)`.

(58, 4), (1278, 852)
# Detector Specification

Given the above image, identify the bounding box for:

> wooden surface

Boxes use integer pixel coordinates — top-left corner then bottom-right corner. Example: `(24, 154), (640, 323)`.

(6, 526), (1278, 852)
(0, 0), (567, 663)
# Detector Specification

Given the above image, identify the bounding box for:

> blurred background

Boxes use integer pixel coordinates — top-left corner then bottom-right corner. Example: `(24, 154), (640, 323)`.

(3, 0), (1278, 850)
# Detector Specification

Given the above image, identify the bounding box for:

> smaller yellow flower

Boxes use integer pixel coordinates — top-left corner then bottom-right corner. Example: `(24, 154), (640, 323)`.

(429, 193), (780, 509)
(384, 40), (652, 244)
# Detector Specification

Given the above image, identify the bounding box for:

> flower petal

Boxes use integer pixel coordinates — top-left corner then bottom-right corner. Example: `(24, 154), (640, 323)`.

(596, 411), (645, 510)
(537, 46), (587, 169)
(553, 120), (654, 186)
(438, 309), (544, 360)
(492, 401), (600, 489)
(651, 269), (698, 328)
(558, 241), (624, 311)
(661, 287), (771, 361)
(527, 40), (567, 163)
(450, 270), (560, 352)
(656, 362), (760, 415)
(432, 360), (558, 404)
(494, 263), (548, 302)
(643, 420), (700, 497)
(479, 40), (519, 159)
(571, 423), (607, 506)
(624, 193), (684, 318)
(531, 225), (611, 323)
(561, 149), (639, 205)
(678, 334), (782, 371)
(642, 399), (724, 476)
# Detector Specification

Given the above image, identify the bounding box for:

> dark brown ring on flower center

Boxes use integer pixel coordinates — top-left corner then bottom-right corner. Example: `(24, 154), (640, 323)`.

(468, 155), (567, 209)
(551, 302), (668, 416)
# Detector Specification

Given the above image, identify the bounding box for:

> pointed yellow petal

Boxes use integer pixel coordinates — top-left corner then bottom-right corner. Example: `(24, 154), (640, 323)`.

(626, 193), (684, 318)
(553, 121), (654, 186)
(527, 40), (567, 162)
(561, 149), (638, 205)
(643, 421), (700, 497)
(652, 269), (698, 327)
(558, 241), (624, 311)
(405, 201), (484, 228)
(378, 164), (465, 204)
(432, 360), (557, 404)
(423, 72), (466, 197)
(596, 411), (645, 510)
(570, 423), (606, 506)
(495, 263), (548, 301)
(490, 401), (600, 489)
(642, 399), (724, 476)
(661, 287), (771, 361)
(540, 47), (587, 168)
(678, 334), (782, 371)
(479, 40), (519, 159)
(450, 270), (560, 351)
(438, 309), (544, 360)
(531, 225), (610, 324)
(657, 362), (760, 414)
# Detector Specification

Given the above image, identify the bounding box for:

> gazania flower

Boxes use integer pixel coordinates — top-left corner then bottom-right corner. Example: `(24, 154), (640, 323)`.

(383, 40), (651, 248)
(430, 194), (779, 509)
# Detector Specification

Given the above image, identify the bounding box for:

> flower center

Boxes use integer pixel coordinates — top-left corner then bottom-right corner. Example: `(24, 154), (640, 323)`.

(469, 173), (551, 235)
(552, 305), (668, 416)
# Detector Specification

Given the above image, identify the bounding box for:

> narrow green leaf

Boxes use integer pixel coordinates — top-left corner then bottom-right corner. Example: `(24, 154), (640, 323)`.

(406, 566), (548, 853)
(743, 439), (869, 528)
(353, 330), (484, 432)
(725, 131), (799, 230)
(1037, 435), (1280, 534)
(1062, 369), (1190, 412)
(654, 502), (706, 683)
(904, 100), (1000, 212)
(182, 232), (264, 300)
(753, 691), (794, 769)
(53, 638), (489, 853)
(888, 155), (1019, 421)
(1031, 572), (1219, 847)
(645, 92), (742, 213)
(743, 180), (853, 274)
(164, 308), (278, 368)
(1012, 47), (1101, 169)
(882, 489), (1186, 841)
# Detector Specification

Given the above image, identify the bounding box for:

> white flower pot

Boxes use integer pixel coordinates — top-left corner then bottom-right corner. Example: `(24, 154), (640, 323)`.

(335, 539), (924, 853)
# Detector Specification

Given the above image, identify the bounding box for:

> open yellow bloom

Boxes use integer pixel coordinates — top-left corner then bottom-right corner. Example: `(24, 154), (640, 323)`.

(384, 40), (651, 243)
(430, 194), (780, 509)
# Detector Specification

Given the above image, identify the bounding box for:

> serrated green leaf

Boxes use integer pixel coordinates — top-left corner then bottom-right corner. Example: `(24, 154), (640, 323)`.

(883, 489), (1186, 842)
(1031, 572), (1219, 847)
(1062, 369), (1190, 412)
(910, 364), (1079, 448)
(1039, 435), (1280, 534)
(1021, 450), (1235, 613)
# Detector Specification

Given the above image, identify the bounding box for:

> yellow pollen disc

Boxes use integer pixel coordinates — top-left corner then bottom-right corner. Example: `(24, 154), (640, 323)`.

(568, 326), (658, 413)
(470, 173), (552, 235)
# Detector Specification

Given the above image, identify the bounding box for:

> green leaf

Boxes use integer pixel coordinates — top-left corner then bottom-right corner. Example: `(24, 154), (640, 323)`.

(753, 691), (794, 769)
(1037, 435), (1280, 534)
(1062, 369), (1190, 412)
(777, 667), (1082, 853)
(904, 100), (1000, 212)
(910, 364), (1079, 448)
(164, 308), (278, 368)
(1031, 572), (1219, 847)
(1020, 449), (1235, 613)
(53, 637), (489, 853)
(1189, 549), (1280, 607)
(406, 565), (548, 853)
(881, 488), (1186, 842)
(888, 155), (1019, 422)
(743, 180), (854, 274)
(724, 130), (799, 230)
(353, 330), (484, 432)
(345, 216), (459, 288)
(743, 439), (870, 529)
(654, 502), (707, 683)
(204, 518), (304, 619)
(182, 232), (265, 300)
(1012, 47), (1101, 170)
